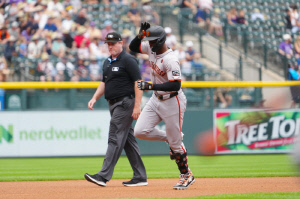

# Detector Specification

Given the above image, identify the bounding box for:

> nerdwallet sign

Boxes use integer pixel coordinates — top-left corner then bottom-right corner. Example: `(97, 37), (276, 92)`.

(0, 111), (110, 157)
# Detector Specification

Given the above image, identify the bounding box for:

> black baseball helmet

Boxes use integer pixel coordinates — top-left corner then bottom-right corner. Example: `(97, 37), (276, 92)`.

(142, 26), (166, 52)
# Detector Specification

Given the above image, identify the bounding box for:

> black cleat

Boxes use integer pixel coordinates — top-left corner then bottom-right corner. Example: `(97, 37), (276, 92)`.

(84, 173), (107, 187)
(122, 179), (148, 187)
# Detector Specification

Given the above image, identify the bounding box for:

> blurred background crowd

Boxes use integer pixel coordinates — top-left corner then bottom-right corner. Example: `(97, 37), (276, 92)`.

(0, 0), (300, 109)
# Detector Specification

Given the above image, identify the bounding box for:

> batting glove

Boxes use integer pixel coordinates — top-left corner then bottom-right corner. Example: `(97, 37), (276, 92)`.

(137, 80), (153, 90)
(138, 22), (150, 39)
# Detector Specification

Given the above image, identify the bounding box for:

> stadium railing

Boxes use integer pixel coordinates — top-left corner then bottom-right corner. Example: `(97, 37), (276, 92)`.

(0, 81), (299, 111)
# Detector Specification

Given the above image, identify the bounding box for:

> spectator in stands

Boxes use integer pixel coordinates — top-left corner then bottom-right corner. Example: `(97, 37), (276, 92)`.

(74, 8), (87, 26)
(195, 6), (210, 29)
(69, 41), (78, 57)
(208, 8), (223, 36)
(70, 0), (81, 13)
(18, 36), (28, 58)
(127, 1), (140, 27)
(294, 35), (300, 59)
(251, 8), (264, 22)
(292, 14), (300, 34)
(89, 37), (103, 59)
(4, 36), (16, 64)
(101, 20), (114, 41)
(21, 26), (34, 42)
(141, 60), (151, 81)
(87, 0), (99, 5)
(0, 1), (7, 9)
(33, 0), (42, 7)
(0, 26), (9, 44)
(61, 13), (74, 33)
(26, 15), (39, 33)
(36, 2), (48, 30)
(278, 34), (293, 59)
(8, 21), (20, 39)
(0, 9), (5, 29)
(174, 43), (187, 66)
(77, 39), (90, 60)
(88, 55), (101, 81)
(43, 16), (58, 33)
(285, 8), (292, 31)
(197, 0), (213, 12)
(8, 2), (18, 23)
(173, 43), (189, 80)
(55, 56), (75, 82)
(38, 53), (54, 83)
(74, 26), (90, 48)
(0, 55), (7, 82)
(214, 87), (232, 108)
(141, 0), (160, 25)
(185, 40), (203, 72)
(43, 32), (53, 55)
(165, 27), (177, 50)
(227, 7), (238, 26)
(76, 59), (90, 81)
(79, 66), (91, 81)
(47, 0), (64, 16)
(287, 63), (300, 108)
(180, 0), (197, 13)
(121, 29), (132, 54)
(63, 0), (73, 15)
(62, 28), (73, 49)
(290, 4), (299, 30)
(27, 34), (44, 60)
(51, 33), (66, 59)
(236, 10), (248, 25)
(85, 21), (101, 40)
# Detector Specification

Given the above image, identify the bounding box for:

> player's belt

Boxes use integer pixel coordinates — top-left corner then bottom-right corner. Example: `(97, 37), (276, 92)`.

(155, 92), (178, 101)
(107, 95), (134, 106)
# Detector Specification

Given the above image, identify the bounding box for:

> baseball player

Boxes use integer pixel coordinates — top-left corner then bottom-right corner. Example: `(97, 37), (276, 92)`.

(129, 22), (195, 190)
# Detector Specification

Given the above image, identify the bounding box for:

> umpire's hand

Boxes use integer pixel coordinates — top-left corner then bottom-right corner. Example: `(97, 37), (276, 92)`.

(88, 98), (97, 110)
(137, 80), (153, 90)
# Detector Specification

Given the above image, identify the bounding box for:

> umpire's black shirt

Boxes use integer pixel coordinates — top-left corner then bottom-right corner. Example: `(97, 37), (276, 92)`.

(102, 50), (141, 100)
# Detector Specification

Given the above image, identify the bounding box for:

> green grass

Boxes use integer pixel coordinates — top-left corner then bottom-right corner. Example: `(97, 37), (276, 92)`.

(0, 154), (298, 181)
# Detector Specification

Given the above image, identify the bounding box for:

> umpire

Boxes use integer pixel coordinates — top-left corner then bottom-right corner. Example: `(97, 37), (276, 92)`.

(84, 32), (147, 187)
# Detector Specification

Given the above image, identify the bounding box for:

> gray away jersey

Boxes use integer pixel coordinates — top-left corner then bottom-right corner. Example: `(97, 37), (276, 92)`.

(140, 41), (182, 95)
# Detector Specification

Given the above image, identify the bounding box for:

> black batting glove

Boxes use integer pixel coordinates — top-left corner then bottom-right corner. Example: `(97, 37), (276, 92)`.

(137, 80), (153, 90)
(138, 22), (150, 39)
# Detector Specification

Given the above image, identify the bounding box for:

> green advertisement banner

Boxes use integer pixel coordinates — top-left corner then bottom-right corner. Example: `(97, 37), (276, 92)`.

(214, 109), (300, 154)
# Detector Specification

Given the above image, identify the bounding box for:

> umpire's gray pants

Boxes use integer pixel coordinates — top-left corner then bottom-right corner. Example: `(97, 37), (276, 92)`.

(98, 97), (147, 181)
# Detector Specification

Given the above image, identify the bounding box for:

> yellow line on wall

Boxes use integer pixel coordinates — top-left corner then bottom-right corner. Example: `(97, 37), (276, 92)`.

(0, 81), (300, 89)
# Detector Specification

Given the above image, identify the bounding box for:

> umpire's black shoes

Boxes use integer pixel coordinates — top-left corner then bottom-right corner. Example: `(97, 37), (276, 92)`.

(122, 179), (148, 187)
(84, 173), (107, 187)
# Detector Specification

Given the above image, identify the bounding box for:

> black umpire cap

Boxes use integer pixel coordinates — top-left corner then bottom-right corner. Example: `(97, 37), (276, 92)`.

(105, 32), (122, 43)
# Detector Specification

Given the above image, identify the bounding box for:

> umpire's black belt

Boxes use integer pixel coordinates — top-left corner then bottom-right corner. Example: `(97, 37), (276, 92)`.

(107, 95), (134, 106)
(155, 92), (178, 101)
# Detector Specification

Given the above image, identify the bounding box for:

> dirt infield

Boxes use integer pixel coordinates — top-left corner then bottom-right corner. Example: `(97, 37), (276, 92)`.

(2, 177), (300, 199)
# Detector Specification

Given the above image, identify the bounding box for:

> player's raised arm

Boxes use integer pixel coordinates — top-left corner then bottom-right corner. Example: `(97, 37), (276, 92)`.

(129, 22), (151, 53)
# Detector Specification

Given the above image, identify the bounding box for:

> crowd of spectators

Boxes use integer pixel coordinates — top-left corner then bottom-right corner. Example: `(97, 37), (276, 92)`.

(0, 0), (208, 85)
(0, 0), (165, 84)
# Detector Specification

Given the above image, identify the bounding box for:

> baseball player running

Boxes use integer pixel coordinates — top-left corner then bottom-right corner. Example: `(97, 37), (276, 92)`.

(129, 22), (195, 190)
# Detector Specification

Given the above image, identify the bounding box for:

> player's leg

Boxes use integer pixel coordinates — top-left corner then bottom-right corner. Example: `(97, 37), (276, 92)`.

(134, 98), (168, 141)
(161, 94), (194, 190)
(122, 128), (148, 186)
